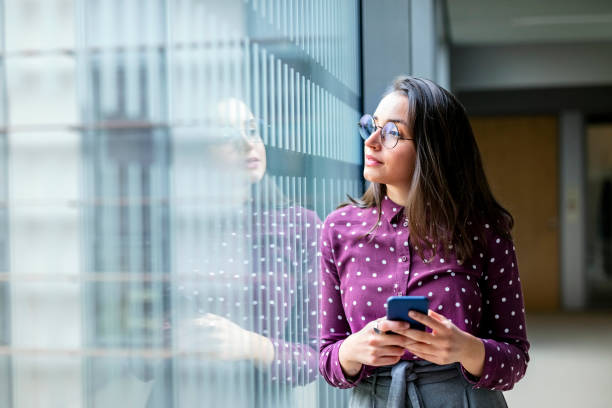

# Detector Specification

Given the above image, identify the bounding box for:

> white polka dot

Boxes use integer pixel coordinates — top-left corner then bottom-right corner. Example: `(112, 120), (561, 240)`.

(377, 287), (382, 292)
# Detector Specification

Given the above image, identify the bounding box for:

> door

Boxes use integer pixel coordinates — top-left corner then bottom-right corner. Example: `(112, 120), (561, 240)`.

(470, 116), (559, 311)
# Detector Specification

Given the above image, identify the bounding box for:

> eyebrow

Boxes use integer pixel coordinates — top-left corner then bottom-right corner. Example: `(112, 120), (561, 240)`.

(372, 115), (409, 127)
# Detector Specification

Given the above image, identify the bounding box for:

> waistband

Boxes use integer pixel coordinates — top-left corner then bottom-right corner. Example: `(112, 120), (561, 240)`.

(359, 360), (461, 408)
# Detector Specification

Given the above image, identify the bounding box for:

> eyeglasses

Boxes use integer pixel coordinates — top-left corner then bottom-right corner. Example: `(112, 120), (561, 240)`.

(358, 114), (413, 149)
(221, 118), (269, 145)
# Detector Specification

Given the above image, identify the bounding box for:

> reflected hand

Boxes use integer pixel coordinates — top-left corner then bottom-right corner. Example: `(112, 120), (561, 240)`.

(187, 313), (274, 366)
(193, 313), (253, 360)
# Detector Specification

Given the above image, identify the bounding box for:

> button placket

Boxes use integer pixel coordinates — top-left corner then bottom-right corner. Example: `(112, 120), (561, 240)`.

(397, 213), (411, 296)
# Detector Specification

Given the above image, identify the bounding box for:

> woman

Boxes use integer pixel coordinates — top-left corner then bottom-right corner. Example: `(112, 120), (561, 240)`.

(318, 76), (530, 407)
(144, 98), (320, 408)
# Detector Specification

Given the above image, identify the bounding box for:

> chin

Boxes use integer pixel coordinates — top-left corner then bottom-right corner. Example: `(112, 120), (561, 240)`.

(363, 168), (385, 184)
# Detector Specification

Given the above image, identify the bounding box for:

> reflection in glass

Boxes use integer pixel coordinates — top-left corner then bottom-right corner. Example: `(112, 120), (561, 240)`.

(0, 0), (362, 406)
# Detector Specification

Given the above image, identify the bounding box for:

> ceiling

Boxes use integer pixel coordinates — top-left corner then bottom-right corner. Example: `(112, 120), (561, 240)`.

(446, 0), (612, 45)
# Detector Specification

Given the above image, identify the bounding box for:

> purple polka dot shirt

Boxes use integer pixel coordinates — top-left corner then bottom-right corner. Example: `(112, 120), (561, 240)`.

(318, 195), (530, 391)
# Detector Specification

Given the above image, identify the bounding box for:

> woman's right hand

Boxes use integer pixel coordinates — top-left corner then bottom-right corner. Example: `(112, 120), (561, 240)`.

(338, 317), (416, 378)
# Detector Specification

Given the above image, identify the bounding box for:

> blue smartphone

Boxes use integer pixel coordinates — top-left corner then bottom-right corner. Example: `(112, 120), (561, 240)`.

(386, 296), (429, 332)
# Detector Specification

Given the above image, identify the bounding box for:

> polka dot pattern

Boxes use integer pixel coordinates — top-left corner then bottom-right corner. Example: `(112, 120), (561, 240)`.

(319, 196), (530, 391)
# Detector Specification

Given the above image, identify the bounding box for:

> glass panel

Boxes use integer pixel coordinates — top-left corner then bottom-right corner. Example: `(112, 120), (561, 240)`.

(0, 0), (363, 406)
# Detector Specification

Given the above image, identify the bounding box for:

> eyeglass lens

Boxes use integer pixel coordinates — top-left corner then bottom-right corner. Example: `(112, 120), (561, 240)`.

(358, 114), (400, 148)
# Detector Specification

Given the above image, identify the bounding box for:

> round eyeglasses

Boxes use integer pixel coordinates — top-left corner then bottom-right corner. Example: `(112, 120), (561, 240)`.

(358, 114), (413, 149)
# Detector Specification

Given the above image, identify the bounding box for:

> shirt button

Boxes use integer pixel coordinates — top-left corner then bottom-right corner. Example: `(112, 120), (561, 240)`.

(401, 256), (408, 262)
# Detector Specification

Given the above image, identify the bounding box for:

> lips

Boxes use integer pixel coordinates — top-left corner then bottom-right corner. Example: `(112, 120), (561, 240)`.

(365, 155), (382, 165)
(246, 157), (260, 169)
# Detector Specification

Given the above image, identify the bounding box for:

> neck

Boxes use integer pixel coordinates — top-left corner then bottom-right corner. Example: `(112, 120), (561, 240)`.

(385, 184), (410, 207)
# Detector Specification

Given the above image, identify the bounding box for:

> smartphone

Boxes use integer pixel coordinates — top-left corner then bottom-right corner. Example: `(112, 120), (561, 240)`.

(386, 296), (429, 332)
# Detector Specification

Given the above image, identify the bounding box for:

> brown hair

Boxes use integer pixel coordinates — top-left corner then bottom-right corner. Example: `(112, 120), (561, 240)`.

(340, 76), (513, 262)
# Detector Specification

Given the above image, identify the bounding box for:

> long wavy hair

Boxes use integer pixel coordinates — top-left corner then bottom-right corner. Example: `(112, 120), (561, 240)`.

(340, 76), (513, 262)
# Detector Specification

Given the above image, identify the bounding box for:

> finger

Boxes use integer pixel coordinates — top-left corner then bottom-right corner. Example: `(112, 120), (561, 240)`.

(405, 347), (439, 364)
(428, 309), (447, 322)
(375, 345), (406, 357)
(377, 319), (410, 333)
(372, 333), (415, 348)
(371, 356), (403, 367)
(408, 309), (447, 332)
(393, 327), (438, 345)
(404, 341), (437, 356)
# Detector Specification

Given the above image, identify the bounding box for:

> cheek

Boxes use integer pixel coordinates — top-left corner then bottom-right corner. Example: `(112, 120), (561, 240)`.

(389, 150), (416, 181)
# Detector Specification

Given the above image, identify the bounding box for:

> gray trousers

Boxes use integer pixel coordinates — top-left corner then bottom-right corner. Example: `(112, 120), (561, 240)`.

(348, 360), (508, 408)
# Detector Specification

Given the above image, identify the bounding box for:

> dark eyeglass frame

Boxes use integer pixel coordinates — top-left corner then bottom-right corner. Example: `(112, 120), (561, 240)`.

(358, 113), (413, 149)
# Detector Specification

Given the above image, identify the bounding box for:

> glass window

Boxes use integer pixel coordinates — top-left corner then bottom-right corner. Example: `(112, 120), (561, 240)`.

(0, 0), (363, 406)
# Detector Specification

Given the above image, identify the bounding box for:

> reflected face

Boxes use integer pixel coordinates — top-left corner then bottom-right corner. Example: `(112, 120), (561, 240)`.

(216, 98), (267, 183)
(363, 92), (416, 189)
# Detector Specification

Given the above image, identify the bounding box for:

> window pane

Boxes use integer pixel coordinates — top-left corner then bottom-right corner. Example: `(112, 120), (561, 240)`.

(0, 0), (362, 406)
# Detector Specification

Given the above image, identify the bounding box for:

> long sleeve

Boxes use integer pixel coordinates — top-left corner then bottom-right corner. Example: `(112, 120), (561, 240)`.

(460, 232), (530, 391)
(264, 208), (321, 386)
(318, 216), (368, 389)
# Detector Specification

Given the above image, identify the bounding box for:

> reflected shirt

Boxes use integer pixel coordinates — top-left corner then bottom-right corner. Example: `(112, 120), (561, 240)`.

(173, 200), (321, 387)
(318, 195), (530, 391)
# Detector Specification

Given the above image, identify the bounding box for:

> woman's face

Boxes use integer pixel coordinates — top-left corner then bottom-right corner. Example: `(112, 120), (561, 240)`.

(216, 98), (267, 183)
(363, 92), (416, 190)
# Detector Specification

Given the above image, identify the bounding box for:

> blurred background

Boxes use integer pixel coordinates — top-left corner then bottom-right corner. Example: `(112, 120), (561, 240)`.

(0, 0), (610, 407)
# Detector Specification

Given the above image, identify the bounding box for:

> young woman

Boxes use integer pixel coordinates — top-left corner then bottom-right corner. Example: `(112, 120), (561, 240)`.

(318, 76), (530, 407)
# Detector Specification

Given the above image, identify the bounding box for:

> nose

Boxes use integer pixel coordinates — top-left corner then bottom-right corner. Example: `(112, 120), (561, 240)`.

(364, 127), (382, 150)
(235, 130), (258, 152)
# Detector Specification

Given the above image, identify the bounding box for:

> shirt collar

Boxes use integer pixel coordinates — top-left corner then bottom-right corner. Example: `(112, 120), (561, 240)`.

(380, 195), (405, 225)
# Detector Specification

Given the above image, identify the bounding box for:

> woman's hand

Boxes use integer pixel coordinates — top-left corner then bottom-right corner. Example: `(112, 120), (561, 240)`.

(392, 309), (485, 377)
(180, 313), (275, 367)
(338, 317), (418, 378)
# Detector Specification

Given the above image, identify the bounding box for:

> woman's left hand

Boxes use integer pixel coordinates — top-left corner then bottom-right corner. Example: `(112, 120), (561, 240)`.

(392, 309), (485, 376)
(193, 314), (274, 366)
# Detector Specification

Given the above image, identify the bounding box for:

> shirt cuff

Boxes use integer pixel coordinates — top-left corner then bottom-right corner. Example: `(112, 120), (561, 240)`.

(329, 339), (369, 388)
(459, 338), (496, 390)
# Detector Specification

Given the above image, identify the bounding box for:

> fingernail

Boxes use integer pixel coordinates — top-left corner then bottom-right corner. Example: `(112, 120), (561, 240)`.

(408, 311), (416, 317)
